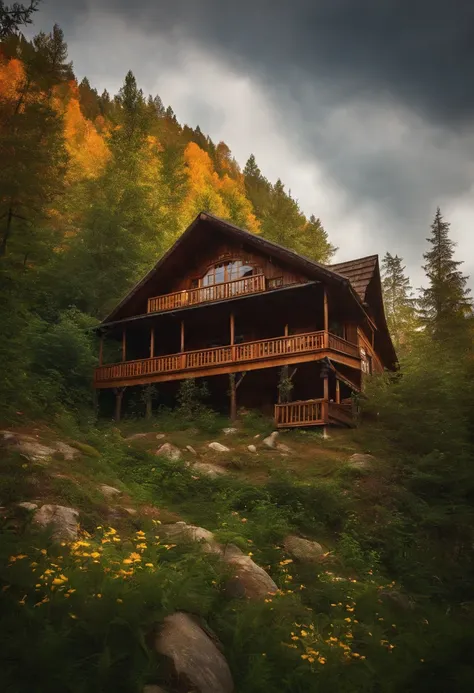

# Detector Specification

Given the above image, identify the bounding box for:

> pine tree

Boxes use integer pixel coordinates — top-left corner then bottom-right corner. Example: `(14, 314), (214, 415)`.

(298, 214), (336, 264)
(381, 252), (416, 351)
(0, 0), (39, 38)
(261, 179), (304, 248)
(243, 153), (271, 221)
(419, 207), (472, 339)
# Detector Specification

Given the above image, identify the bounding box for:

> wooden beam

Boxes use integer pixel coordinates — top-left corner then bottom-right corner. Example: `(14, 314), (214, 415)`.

(323, 375), (329, 402)
(323, 288), (329, 332)
(122, 329), (126, 362)
(284, 323), (289, 337)
(230, 312), (235, 345)
(99, 334), (104, 366)
(236, 372), (247, 389)
(150, 328), (155, 358)
(180, 320), (185, 352)
(336, 378), (340, 404)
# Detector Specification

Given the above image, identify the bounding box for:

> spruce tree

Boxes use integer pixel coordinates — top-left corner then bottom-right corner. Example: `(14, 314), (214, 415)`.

(0, 0), (39, 37)
(381, 252), (416, 351)
(419, 207), (471, 339)
(243, 153), (271, 220)
(298, 214), (336, 264)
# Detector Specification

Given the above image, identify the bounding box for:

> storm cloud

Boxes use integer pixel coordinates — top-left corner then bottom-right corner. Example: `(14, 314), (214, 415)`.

(32, 0), (474, 286)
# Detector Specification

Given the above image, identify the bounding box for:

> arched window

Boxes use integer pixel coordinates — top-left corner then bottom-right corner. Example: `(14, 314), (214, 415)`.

(201, 259), (257, 286)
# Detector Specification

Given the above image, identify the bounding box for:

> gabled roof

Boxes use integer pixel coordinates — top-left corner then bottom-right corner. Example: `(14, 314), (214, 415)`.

(328, 255), (379, 303)
(101, 212), (397, 368)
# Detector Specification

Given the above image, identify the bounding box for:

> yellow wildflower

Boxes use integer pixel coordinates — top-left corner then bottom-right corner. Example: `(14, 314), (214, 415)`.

(145, 563), (154, 568)
(117, 598), (123, 604)
(307, 656), (315, 663)
(69, 613), (78, 619)
(90, 552), (101, 559)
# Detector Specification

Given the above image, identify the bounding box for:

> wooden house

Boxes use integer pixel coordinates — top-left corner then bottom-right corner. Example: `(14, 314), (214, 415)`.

(93, 212), (397, 427)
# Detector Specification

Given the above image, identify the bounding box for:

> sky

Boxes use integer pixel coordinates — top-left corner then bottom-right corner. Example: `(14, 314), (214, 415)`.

(29, 0), (474, 289)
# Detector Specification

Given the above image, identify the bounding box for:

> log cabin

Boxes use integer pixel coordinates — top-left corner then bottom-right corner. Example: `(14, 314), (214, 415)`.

(93, 212), (397, 427)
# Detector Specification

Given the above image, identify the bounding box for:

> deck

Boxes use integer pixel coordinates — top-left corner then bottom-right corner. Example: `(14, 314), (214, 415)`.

(94, 330), (361, 388)
(147, 274), (268, 313)
(274, 400), (354, 428)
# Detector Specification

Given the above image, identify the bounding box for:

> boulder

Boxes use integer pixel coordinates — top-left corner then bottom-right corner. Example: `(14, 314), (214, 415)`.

(156, 443), (182, 462)
(33, 504), (79, 542)
(247, 445), (257, 453)
(192, 462), (228, 478)
(379, 589), (414, 611)
(155, 612), (234, 693)
(208, 442), (230, 453)
(0, 431), (56, 462)
(276, 443), (292, 453)
(100, 484), (122, 498)
(283, 535), (325, 562)
(17, 501), (38, 511)
(186, 445), (197, 455)
(160, 522), (221, 554)
(156, 433), (166, 440)
(54, 441), (80, 461)
(348, 453), (376, 471)
(222, 549), (278, 599)
(222, 427), (237, 435)
(262, 431), (279, 449)
(123, 507), (137, 516)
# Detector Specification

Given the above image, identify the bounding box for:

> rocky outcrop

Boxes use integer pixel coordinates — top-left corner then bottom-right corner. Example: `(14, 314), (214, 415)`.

(208, 442), (230, 453)
(55, 442), (80, 460)
(247, 445), (257, 453)
(33, 504), (79, 541)
(262, 431), (279, 448)
(222, 427), (237, 435)
(100, 484), (122, 498)
(0, 431), (81, 462)
(159, 522), (221, 554)
(156, 443), (182, 462)
(348, 453), (376, 471)
(222, 546), (278, 600)
(17, 501), (38, 511)
(283, 535), (325, 562)
(192, 462), (228, 478)
(155, 612), (234, 693)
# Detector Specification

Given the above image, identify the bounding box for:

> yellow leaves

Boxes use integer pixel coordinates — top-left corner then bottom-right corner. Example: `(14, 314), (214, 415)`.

(63, 97), (110, 182)
(0, 57), (26, 110)
(8, 554), (28, 562)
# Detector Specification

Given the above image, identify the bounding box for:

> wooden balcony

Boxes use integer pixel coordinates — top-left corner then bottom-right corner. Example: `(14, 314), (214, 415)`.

(274, 400), (354, 428)
(94, 330), (361, 388)
(148, 274), (266, 313)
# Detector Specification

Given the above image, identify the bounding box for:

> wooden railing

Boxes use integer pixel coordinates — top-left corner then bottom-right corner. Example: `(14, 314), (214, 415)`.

(328, 333), (360, 358)
(95, 330), (332, 384)
(328, 402), (354, 427)
(275, 399), (327, 428)
(148, 274), (266, 313)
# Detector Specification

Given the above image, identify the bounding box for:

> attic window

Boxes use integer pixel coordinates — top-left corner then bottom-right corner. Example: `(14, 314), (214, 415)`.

(201, 260), (256, 286)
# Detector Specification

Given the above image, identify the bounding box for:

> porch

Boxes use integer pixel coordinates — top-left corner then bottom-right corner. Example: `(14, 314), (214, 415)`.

(274, 399), (354, 428)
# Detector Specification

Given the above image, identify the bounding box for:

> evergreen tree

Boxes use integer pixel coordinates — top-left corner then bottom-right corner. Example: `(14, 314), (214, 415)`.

(298, 214), (336, 264)
(243, 153), (271, 220)
(78, 76), (100, 121)
(419, 207), (471, 339)
(261, 179), (304, 248)
(381, 252), (416, 351)
(0, 0), (39, 38)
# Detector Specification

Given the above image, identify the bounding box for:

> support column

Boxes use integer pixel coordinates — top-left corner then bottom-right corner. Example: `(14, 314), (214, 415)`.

(284, 323), (289, 337)
(99, 333), (104, 366)
(229, 373), (237, 422)
(323, 288), (329, 347)
(230, 312), (235, 360)
(114, 388), (125, 422)
(150, 327), (155, 358)
(323, 374), (329, 401)
(180, 320), (185, 368)
(336, 379), (340, 404)
(122, 329), (126, 362)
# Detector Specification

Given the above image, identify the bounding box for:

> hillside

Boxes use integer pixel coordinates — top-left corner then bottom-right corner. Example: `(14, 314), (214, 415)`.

(1, 407), (474, 693)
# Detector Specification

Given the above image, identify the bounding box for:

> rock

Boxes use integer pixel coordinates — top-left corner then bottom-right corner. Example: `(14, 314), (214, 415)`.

(379, 589), (414, 611)
(262, 431), (279, 449)
(222, 427), (237, 435)
(100, 484), (122, 498)
(125, 432), (149, 441)
(54, 441), (80, 460)
(192, 462), (228, 478)
(208, 442), (230, 453)
(156, 433), (166, 440)
(143, 686), (166, 693)
(253, 434), (261, 439)
(155, 612), (234, 693)
(17, 501), (38, 511)
(276, 443), (292, 453)
(123, 507), (137, 516)
(223, 549), (278, 599)
(348, 453), (376, 471)
(0, 431), (57, 462)
(160, 522), (221, 554)
(283, 535), (325, 562)
(247, 445), (257, 453)
(156, 443), (182, 462)
(33, 504), (79, 542)
(186, 445), (197, 455)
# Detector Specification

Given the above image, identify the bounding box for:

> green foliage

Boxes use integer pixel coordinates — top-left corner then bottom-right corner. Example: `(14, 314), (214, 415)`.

(381, 252), (417, 352)
(0, 0), (40, 38)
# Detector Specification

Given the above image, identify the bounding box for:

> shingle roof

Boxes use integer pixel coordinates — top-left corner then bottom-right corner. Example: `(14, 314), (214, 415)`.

(328, 255), (379, 302)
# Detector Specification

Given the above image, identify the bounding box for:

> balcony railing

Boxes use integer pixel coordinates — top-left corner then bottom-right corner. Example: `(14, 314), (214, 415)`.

(274, 399), (327, 428)
(94, 330), (361, 385)
(147, 274), (266, 313)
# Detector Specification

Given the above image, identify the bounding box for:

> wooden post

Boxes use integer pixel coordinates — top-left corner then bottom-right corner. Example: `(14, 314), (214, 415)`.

(150, 327), (155, 358)
(230, 312), (235, 360)
(145, 386), (152, 419)
(229, 373), (237, 422)
(323, 375), (329, 402)
(114, 388), (125, 422)
(284, 324), (289, 337)
(323, 288), (329, 347)
(122, 329), (126, 362)
(336, 379), (340, 404)
(99, 333), (104, 366)
(180, 320), (185, 352)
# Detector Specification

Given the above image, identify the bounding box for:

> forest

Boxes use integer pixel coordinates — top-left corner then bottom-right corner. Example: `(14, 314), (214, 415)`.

(1, 4), (474, 693)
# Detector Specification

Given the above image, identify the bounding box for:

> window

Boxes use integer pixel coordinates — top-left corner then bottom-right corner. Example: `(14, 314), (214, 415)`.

(201, 260), (256, 286)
